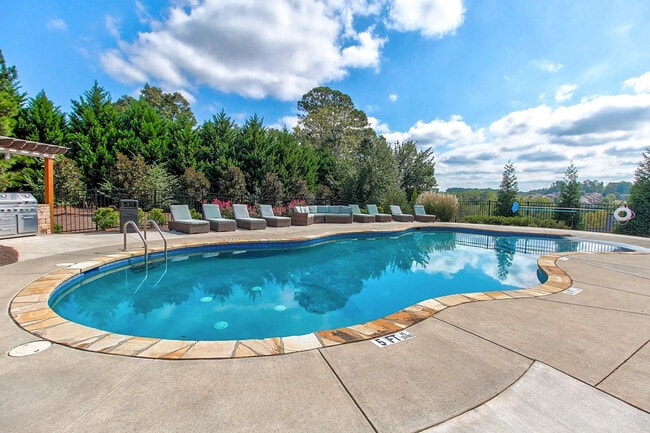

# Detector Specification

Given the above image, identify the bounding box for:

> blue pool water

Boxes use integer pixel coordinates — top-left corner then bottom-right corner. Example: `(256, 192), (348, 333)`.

(49, 229), (632, 341)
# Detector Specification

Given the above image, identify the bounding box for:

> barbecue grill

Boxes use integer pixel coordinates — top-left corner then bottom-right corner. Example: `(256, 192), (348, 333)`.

(0, 192), (38, 239)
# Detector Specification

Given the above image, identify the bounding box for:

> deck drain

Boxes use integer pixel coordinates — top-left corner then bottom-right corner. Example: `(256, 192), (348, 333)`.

(8, 341), (52, 357)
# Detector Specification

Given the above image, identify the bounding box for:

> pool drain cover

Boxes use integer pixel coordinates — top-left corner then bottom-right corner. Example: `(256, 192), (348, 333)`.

(214, 321), (229, 329)
(9, 341), (52, 357)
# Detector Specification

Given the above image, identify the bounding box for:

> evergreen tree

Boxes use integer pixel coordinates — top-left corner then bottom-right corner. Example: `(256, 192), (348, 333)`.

(556, 162), (581, 228)
(0, 49), (25, 136)
(67, 81), (118, 187)
(496, 160), (518, 216)
(618, 147), (650, 237)
(198, 111), (238, 188)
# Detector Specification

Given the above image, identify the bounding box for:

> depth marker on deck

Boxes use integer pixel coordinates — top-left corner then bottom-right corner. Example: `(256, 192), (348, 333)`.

(372, 330), (415, 347)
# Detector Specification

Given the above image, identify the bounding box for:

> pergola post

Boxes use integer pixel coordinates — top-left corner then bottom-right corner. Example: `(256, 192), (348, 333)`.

(44, 157), (55, 233)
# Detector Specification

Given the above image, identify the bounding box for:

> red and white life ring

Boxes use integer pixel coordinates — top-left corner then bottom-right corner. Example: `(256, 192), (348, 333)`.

(613, 206), (634, 222)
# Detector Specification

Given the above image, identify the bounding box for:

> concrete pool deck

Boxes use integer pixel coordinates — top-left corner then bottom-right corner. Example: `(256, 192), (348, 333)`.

(1, 222), (649, 432)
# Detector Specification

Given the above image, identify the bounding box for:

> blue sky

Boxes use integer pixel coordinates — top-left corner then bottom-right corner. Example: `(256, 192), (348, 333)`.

(2, 0), (650, 191)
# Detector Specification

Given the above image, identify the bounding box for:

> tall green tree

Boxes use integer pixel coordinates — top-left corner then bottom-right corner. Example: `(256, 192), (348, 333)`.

(618, 147), (650, 237)
(15, 90), (66, 145)
(139, 84), (196, 125)
(67, 81), (118, 188)
(295, 86), (371, 198)
(496, 160), (518, 216)
(198, 110), (238, 188)
(0, 49), (25, 136)
(340, 132), (400, 206)
(236, 114), (274, 194)
(393, 140), (436, 200)
(12, 90), (68, 193)
(115, 98), (171, 163)
(295, 86), (369, 157)
(556, 161), (581, 228)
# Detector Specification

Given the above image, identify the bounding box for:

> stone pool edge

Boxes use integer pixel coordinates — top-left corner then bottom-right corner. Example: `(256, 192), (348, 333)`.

(9, 235), (580, 360)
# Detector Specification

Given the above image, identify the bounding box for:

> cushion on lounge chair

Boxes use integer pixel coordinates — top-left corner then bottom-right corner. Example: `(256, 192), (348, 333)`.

(366, 204), (391, 222)
(413, 205), (436, 223)
(259, 204), (291, 227)
(168, 204), (210, 234)
(232, 204), (267, 230)
(390, 205), (414, 222)
(202, 204), (237, 231)
(349, 204), (374, 223)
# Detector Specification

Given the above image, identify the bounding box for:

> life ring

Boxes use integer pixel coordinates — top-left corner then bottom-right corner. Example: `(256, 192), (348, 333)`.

(613, 206), (634, 222)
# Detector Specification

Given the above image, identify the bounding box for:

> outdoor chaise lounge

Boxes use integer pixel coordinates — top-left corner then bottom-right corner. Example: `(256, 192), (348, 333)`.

(202, 203), (237, 232)
(168, 204), (210, 234)
(259, 204), (291, 227)
(232, 204), (267, 230)
(366, 204), (391, 222)
(349, 204), (374, 223)
(390, 205), (414, 222)
(413, 205), (436, 222)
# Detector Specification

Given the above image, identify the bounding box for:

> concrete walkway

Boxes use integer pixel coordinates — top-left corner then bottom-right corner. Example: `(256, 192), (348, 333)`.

(1, 224), (649, 432)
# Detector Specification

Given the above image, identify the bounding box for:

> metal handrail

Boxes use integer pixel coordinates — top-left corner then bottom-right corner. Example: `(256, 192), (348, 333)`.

(123, 221), (148, 272)
(144, 219), (168, 261)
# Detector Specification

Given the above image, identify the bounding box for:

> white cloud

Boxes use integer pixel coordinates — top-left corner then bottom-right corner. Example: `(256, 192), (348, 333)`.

(100, 0), (397, 101)
(46, 18), (67, 31)
(389, 93), (398, 102)
(386, 0), (465, 38)
(555, 84), (577, 102)
(382, 92), (650, 190)
(530, 59), (563, 73)
(624, 71), (650, 93)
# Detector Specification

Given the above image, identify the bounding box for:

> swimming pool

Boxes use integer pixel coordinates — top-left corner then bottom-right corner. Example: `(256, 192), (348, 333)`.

(48, 229), (632, 342)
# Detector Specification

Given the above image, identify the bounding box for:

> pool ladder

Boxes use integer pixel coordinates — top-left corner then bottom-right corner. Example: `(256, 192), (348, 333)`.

(122, 219), (168, 272)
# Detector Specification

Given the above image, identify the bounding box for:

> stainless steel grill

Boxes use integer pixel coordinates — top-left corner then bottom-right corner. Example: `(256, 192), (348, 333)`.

(0, 192), (38, 239)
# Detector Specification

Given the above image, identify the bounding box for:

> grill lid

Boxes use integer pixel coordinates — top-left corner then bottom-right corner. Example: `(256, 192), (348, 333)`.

(0, 192), (37, 206)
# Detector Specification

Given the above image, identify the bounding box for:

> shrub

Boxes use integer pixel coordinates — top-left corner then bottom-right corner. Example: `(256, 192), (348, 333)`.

(147, 208), (167, 227)
(417, 192), (458, 222)
(462, 215), (569, 229)
(583, 211), (607, 231)
(189, 208), (202, 219)
(381, 188), (410, 214)
(93, 207), (119, 230)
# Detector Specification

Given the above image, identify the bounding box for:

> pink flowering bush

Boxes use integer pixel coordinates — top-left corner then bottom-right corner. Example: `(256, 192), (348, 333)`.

(211, 198), (234, 219)
(284, 199), (307, 216)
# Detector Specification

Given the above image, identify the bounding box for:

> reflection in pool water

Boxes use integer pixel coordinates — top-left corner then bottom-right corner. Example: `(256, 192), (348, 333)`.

(49, 230), (631, 341)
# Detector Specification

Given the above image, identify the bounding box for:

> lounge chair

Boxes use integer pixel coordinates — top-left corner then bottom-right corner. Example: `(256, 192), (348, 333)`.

(366, 204), (391, 222)
(349, 204), (374, 223)
(390, 205), (414, 222)
(259, 204), (291, 227)
(168, 204), (210, 234)
(413, 205), (436, 223)
(232, 204), (267, 230)
(202, 204), (237, 232)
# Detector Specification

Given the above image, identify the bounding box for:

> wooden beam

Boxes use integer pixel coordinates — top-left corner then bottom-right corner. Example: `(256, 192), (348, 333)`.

(44, 158), (55, 233)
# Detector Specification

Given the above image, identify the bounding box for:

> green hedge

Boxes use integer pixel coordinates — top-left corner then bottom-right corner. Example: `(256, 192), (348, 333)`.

(463, 215), (568, 229)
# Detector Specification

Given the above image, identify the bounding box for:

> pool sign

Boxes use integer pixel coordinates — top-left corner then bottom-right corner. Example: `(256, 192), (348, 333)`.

(372, 330), (415, 347)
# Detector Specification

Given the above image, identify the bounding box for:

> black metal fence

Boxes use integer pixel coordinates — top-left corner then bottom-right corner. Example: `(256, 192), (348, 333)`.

(50, 189), (639, 235)
(456, 200), (622, 233)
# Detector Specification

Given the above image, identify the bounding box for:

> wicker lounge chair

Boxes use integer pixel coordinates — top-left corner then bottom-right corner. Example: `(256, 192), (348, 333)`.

(202, 204), (237, 232)
(349, 204), (374, 223)
(413, 205), (436, 222)
(390, 205), (414, 222)
(259, 204), (291, 227)
(232, 204), (267, 230)
(168, 204), (210, 234)
(366, 204), (391, 222)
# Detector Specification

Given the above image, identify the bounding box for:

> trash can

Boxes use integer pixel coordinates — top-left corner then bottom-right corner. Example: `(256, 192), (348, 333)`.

(119, 199), (139, 233)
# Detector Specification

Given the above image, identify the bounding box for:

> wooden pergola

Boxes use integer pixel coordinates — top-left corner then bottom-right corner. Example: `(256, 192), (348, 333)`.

(0, 135), (69, 233)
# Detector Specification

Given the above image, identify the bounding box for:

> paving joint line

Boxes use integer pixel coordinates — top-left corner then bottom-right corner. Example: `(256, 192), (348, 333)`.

(536, 296), (650, 316)
(317, 348), (379, 433)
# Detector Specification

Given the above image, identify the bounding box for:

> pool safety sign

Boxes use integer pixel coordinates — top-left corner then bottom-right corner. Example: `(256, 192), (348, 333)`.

(372, 330), (415, 347)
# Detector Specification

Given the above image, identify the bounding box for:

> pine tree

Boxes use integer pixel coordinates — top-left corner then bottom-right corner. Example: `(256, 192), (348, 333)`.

(619, 147), (650, 236)
(496, 160), (518, 216)
(556, 162), (581, 228)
